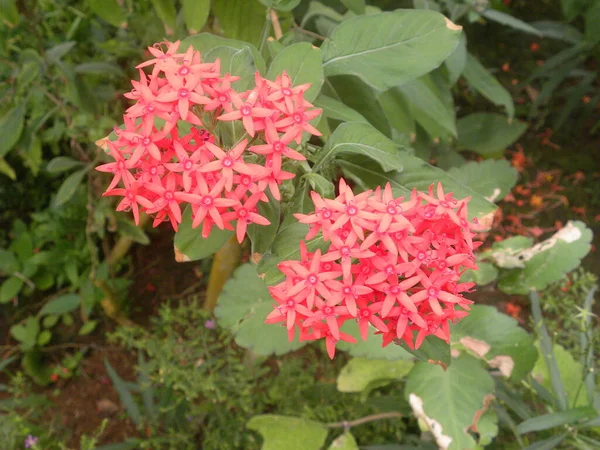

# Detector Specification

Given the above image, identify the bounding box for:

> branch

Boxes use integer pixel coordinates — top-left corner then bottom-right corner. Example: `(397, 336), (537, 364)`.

(269, 9), (283, 40)
(326, 412), (403, 430)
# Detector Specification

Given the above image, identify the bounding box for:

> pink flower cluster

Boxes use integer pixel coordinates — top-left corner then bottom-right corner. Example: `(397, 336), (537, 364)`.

(96, 40), (322, 241)
(266, 180), (482, 358)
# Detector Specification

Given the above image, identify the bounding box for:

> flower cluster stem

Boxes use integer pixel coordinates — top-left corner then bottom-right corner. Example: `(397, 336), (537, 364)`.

(326, 412), (403, 430)
(204, 236), (242, 312)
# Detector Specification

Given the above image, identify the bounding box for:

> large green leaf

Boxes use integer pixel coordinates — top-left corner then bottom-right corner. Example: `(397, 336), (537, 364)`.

(445, 33), (467, 85)
(314, 95), (368, 125)
(451, 305), (537, 381)
(517, 407), (597, 434)
(321, 10), (462, 90)
(39, 294), (81, 316)
(180, 33), (266, 73)
(493, 221), (592, 294)
(257, 222), (328, 285)
(397, 77), (456, 138)
(337, 154), (497, 220)
(267, 42), (323, 102)
(532, 342), (589, 408)
(405, 355), (496, 450)
(337, 358), (413, 393)
(398, 335), (452, 369)
(313, 122), (403, 173)
(481, 10), (542, 36)
(88, 0), (126, 27)
(205, 46), (258, 92)
(327, 76), (391, 137)
(378, 87), (416, 136)
(212, 0), (267, 47)
(0, 103), (26, 158)
(54, 168), (88, 207)
(337, 320), (414, 361)
(327, 433), (359, 450)
(150, 0), (176, 30)
(215, 264), (306, 355)
(462, 54), (514, 119)
(173, 206), (233, 262)
(448, 159), (518, 202)
(247, 415), (328, 450)
(247, 192), (280, 257)
(182, 0), (210, 33)
(456, 113), (528, 157)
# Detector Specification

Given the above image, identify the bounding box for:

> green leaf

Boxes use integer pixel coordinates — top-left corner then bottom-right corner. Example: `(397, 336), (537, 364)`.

(79, 320), (98, 336)
(327, 433), (359, 450)
(381, 152), (497, 219)
(462, 54), (514, 118)
(150, 0), (176, 30)
(215, 264), (306, 355)
(42, 315), (59, 328)
(212, 0), (267, 47)
(532, 342), (589, 408)
(398, 335), (451, 369)
(460, 261), (498, 286)
(0, 103), (26, 157)
(205, 46), (258, 92)
(481, 10), (542, 36)
(247, 192), (280, 256)
(37, 330), (52, 346)
(495, 221), (592, 294)
(180, 33), (266, 73)
(313, 122), (403, 173)
(257, 221), (328, 285)
(377, 87), (415, 136)
(337, 358), (413, 392)
(258, 0), (301, 12)
(116, 218), (150, 245)
(517, 407), (597, 434)
(585, 2), (600, 45)
(337, 320), (414, 361)
(341, 0), (365, 14)
(327, 76), (391, 137)
(17, 61), (41, 88)
(88, 0), (126, 27)
(0, 277), (23, 303)
(74, 62), (125, 77)
(456, 113), (527, 157)
(445, 33), (467, 84)
(303, 173), (334, 198)
(247, 415), (328, 450)
(396, 77), (456, 138)
(267, 42), (323, 102)
(10, 317), (40, 351)
(174, 206), (234, 262)
(321, 10), (462, 90)
(39, 294), (81, 316)
(104, 358), (142, 426)
(46, 156), (84, 173)
(448, 159), (518, 202)
(405, 355), (496, 450)
(54, 168), (88, 207)
(182, 0), (210, 32)
(0, 0), (20, 26)
(0, 249), (18, 274)
(45, 41), (76, 65)
(531, 21), (582, 44)
(0, 158), (16, 180)
(523, 433), (567, 450)
(561, 0), (589, 21)
(22, 351), (53, 386)
(12, 231), (33, 261)
(451, 305), (537, 381)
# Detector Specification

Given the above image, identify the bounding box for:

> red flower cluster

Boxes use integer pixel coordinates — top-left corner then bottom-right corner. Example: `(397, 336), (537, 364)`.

(266, 180), (482, 358)
(96, 40), (322, 241)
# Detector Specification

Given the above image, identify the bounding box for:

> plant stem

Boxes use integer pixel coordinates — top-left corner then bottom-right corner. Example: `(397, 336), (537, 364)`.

(269, 9), (283, 40)
(108, 213), (149, 266)
(204, 236), (242, 312)
(326, 412), (403, 430)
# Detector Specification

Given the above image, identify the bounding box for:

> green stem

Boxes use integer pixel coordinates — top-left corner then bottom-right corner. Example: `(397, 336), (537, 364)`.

(204, 236), (242, 312)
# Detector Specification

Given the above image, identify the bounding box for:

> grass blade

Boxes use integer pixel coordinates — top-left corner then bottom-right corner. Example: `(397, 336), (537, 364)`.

(104, 358), (142, 427)
(530, 291), (568, 410)
(579, 285), (597, 408)
(517, 406), (597, 434)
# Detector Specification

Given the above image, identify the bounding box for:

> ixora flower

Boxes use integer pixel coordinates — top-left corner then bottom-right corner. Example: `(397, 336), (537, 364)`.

(266, 180), (483, 358)
(97, 40), (322, 241)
